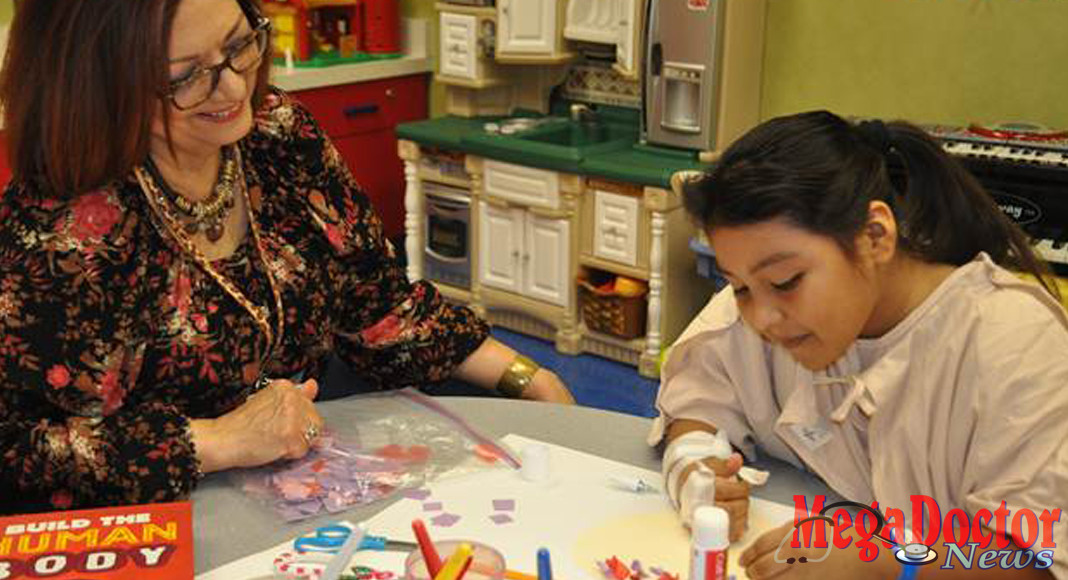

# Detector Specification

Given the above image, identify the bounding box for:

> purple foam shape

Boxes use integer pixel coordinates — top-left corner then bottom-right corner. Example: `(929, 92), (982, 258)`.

(488, 513), (513, 525)
(422, 501), (443, 511)
(277, 505), (307, 522)
(400, 488), (432, 501)
(491, 499), (515, 511)
(430, 513), (461, 527)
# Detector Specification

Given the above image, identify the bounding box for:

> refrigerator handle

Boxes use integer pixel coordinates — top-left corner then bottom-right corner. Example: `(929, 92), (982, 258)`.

(650, 42), (663, 76)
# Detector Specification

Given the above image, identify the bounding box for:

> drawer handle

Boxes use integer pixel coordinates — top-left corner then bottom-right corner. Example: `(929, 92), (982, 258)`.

(343, 104), (380, 117)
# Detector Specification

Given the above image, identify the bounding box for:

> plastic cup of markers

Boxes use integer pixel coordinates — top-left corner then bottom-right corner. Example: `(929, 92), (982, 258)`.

(404, 540), (506, 580)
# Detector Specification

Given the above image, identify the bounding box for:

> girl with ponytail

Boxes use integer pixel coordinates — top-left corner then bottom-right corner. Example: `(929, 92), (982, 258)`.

(650, 111), (1068, 579)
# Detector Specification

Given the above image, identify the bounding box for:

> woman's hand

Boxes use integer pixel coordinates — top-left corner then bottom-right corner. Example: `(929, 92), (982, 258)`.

(678, 453), (750, 541)
(524, 368), (576, 404)
(189, 378), (324, 473)
(739, 520), (899, 580)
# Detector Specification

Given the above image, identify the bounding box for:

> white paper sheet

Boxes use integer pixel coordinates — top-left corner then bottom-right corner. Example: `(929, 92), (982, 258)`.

(198, 434), (797, 580)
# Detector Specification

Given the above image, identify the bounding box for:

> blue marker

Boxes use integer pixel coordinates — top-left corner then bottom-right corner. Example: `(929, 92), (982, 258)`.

(536, 547), (553, 580)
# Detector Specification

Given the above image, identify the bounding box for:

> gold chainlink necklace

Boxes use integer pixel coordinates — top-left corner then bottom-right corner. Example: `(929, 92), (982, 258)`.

(136, 145), (284, 384)
(160, 147), (238, 242)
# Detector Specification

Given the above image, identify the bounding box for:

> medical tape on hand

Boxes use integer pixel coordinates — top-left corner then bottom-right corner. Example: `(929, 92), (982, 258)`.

(679, 461), (717, 527)
(662, 429), (771, 512)
(662, 430), (732, 509)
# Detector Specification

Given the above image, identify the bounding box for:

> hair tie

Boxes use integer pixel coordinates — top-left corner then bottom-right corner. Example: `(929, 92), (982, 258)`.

(857, 119), (893, 155)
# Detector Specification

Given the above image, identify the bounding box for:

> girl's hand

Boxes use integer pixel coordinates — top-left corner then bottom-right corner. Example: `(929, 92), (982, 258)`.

(679, 453), (750, 541)
(190, 378), (324, 472)
(739, 520), (898, 580)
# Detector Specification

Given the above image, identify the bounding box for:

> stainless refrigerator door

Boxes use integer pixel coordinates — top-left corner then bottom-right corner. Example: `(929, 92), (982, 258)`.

(644, 0), (725, 151)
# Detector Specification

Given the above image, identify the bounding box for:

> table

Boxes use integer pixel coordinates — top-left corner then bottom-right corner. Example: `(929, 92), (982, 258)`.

(193, 395), (835, 574)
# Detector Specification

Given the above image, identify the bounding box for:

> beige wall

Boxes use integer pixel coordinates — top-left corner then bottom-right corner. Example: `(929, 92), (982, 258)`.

(762, 0), (1068, 127)
(401, 0), (446, 117)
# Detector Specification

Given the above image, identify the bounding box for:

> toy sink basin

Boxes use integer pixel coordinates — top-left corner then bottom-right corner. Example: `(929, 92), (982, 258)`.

(461, 117), (637, 172)
(518, 121), (631, 147)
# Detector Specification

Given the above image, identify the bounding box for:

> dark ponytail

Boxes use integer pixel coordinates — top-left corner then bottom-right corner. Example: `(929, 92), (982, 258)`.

(683, 110), (1058, 300)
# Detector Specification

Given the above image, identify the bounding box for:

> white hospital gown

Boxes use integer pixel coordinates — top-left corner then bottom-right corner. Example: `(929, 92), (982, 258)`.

(649, 253), (1068, 578)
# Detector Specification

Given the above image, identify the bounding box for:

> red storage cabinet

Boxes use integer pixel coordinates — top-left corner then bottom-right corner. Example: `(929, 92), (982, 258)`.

(291, 72), (428, 239)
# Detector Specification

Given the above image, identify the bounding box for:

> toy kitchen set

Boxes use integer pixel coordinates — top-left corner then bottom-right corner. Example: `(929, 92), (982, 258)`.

(396, 0), (768, 377)
(262, 0), (402, 67)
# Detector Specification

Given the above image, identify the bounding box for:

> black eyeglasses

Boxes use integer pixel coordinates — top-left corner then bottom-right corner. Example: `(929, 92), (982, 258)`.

(165, 18), (271, 110)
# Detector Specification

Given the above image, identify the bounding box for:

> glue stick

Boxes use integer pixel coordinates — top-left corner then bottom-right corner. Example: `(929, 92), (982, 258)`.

(689, 505), (729, 580)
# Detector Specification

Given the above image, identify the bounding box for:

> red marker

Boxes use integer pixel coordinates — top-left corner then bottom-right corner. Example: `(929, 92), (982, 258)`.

(411, 519), (443, 577)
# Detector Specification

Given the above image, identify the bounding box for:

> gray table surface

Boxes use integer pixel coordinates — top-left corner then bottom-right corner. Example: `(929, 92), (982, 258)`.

(193, 394), (833, 574)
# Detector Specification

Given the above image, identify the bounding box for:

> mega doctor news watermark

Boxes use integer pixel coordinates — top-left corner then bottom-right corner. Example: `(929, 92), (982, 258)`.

(775, 495), (1061, 572)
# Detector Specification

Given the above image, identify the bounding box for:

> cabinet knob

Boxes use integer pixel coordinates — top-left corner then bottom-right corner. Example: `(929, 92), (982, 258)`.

(385, 88), (395, 98)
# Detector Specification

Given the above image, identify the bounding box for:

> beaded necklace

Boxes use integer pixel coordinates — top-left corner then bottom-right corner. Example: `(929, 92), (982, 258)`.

(145, 147), (237, 242)
(136, 145), (285, 381)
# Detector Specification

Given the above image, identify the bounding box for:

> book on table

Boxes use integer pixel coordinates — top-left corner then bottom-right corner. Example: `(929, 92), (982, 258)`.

(0, 501), (193, 579)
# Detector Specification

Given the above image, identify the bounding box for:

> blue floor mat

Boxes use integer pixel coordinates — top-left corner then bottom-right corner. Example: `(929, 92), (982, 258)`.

(490, 328), (659, 418)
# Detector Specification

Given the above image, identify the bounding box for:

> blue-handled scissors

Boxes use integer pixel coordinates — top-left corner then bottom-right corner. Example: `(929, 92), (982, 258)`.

(294, 524), (417, 554)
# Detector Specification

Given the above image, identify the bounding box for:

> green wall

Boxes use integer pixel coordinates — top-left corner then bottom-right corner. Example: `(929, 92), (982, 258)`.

(762, 0), (1068, 127)
(6, 0), (1063, 127)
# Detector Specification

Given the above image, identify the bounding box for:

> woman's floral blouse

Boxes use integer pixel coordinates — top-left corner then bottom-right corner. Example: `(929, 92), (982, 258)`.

(0, 90), (489, 514)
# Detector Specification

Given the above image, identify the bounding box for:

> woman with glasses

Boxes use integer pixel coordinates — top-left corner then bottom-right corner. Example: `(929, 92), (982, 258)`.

(0, 0), (573, 514)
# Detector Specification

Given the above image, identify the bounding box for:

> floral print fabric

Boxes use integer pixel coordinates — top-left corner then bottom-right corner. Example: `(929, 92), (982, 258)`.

(0, 89), (489, 514)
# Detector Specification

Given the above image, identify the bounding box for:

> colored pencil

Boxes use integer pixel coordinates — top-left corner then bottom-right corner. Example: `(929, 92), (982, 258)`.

(411, 519), (443, 578)
(434, 542), (474, 580)
(536, 548), (553, 580)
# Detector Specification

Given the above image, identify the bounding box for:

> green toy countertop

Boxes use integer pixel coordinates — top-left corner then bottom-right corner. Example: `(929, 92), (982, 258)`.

(396, 115), (706, 189)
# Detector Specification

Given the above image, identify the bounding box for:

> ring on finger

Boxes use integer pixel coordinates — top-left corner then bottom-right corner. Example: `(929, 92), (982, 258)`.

(303, 424), (320, 444)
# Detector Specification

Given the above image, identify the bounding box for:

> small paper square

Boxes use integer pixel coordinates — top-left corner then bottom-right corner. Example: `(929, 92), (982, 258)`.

(422, 501), (443, 512)
(431, 513), (461, 527)
(489, 514), (513, 525)
(492, 499), (515, 511)
(401, 488), (432, 501)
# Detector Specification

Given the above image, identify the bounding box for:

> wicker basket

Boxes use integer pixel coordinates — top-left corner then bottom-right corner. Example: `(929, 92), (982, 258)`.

(578, 277), (648, 339)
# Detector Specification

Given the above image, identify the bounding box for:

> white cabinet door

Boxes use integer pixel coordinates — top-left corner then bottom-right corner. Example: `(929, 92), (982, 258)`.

(593, 189), (640, 266)
(483, 159), (560, 209)
(524, 213), (571, 307)
(440, 12), (477, 79)
(498, 0), (556, 54)
(478, 202), (523, 294)
(615, 0), (638, 76)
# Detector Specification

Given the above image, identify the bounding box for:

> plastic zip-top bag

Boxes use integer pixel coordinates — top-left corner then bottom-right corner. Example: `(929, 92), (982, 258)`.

(236, 388), (519, 521)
